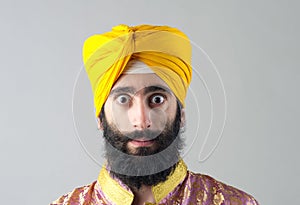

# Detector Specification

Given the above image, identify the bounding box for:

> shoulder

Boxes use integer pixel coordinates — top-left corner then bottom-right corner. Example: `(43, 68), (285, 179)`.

(185, 171), (259, 205)
(50, 181), (100, 205)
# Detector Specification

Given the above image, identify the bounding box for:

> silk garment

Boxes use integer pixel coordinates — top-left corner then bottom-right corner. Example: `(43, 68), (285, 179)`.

(51, 160), (259, 205)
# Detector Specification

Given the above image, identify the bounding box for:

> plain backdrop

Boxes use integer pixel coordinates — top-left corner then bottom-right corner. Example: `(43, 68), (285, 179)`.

(1, 0), (299, 204)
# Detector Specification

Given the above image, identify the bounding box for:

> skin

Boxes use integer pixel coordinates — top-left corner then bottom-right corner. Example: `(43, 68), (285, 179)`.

(97, 73), (185, 205)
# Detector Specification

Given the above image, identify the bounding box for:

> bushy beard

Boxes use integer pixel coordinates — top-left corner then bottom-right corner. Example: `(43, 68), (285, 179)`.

(101, 105), (184, 190)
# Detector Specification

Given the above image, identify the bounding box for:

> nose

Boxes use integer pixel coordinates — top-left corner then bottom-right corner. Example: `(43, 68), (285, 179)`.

(128, 98), (152, 130)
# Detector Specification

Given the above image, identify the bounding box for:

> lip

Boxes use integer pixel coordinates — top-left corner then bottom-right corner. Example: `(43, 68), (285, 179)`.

(128, 139), (155, 147)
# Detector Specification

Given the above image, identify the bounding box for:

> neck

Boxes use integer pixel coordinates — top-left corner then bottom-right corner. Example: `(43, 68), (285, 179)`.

(131, 185), (155, 205)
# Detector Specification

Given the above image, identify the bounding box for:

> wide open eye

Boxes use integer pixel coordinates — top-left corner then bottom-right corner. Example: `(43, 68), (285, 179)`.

(149, 94), (165, 107)
(116, 94), (131, 105)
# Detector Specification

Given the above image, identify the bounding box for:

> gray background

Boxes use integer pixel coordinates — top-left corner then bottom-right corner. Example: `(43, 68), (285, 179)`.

(1, 0), (299, 204)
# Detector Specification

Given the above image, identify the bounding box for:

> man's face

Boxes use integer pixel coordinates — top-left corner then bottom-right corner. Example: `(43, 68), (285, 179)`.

(97, 73), (185, 188)
(98, 73), (185, 155)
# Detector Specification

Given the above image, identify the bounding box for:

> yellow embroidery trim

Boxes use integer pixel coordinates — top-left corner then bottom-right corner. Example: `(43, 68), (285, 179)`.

(97, 160), (187, 205)
(98, 165), (134, 205)
(152, 159), (187, 203)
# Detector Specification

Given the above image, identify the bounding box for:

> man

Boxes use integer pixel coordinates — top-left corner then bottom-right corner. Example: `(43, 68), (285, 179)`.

(51, 24), (259, 205)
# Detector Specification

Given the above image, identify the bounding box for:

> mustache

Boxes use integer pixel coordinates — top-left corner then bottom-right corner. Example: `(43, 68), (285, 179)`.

(122, 130), (162, 141)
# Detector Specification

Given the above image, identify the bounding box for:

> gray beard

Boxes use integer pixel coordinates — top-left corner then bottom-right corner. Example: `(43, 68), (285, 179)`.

(104, 137), (183, 190)
(101, 105), (184, 190)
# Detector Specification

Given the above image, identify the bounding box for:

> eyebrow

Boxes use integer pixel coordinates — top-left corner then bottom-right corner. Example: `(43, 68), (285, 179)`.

(143, 85), (172, 95)
(109, 85), (172, 96)
(109, 87), (135, 96)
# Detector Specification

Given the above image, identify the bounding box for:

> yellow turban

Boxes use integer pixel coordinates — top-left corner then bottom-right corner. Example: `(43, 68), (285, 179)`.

(83, 24), (192, 117)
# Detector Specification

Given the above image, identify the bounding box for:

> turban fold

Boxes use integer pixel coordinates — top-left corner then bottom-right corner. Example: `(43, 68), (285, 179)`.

(83, 24), (192, 117)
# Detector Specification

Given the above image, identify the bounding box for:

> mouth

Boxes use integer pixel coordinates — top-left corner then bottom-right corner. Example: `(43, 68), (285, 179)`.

(128, 138), (155, 147)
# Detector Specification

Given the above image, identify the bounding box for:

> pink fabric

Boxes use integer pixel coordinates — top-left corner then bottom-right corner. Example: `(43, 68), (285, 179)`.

(51, 170), (259, 205)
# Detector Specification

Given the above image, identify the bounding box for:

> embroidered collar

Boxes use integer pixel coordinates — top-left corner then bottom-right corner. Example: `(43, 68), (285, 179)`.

(97, 159), (187, 205)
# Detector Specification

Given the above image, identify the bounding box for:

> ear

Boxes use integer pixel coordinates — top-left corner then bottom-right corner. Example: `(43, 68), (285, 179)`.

(97, 117), (104, 131)
(180, 108), (186, 128)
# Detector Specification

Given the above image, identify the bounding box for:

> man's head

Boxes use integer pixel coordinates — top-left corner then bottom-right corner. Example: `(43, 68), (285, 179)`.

(83, 24), (192, 189)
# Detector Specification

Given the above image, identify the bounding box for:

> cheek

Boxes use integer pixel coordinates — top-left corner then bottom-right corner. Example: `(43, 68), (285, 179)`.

(103, 100), (119, 126)
(150, 103), (177, 131)
(166, 104), (178, 127)
(105, 101), (132, 132)
(149, 108), (167, 130)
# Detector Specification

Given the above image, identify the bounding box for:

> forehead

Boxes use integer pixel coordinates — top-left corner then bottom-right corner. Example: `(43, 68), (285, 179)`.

(111, 73), (171, 93)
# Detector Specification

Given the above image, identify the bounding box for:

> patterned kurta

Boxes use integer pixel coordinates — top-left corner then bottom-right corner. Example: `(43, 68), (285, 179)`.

(51, 160), (259, 205)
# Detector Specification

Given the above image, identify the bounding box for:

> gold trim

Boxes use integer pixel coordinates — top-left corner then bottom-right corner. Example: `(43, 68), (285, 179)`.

(98, 166), (134, 205)
(152, 159), (187, 203)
